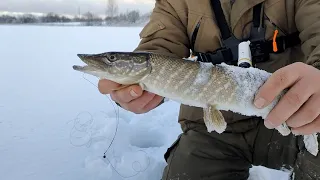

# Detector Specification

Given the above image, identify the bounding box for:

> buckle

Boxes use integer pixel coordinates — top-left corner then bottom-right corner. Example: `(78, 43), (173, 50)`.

(196, 48), (236, 65)
(250, 40), (270, 63)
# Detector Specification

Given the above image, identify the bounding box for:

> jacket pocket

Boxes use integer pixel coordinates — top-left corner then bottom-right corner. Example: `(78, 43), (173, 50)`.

(263, 0), (288, 38)
(188, 14), (222, 53)
(139, 20), (166, 38)
(190, 16), (203, 53)
(187, 14), (203, 52)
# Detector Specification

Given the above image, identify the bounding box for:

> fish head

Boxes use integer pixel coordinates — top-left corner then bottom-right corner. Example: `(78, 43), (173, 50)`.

(73, 52), (152, 84)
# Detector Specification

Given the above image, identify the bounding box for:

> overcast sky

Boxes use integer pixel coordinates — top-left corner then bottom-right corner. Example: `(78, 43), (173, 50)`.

(0, 0), (155, 16)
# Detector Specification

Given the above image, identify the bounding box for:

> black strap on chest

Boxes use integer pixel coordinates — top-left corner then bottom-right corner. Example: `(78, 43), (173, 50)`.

(211, 0), (232, 40)
(193, 0), (301, 66)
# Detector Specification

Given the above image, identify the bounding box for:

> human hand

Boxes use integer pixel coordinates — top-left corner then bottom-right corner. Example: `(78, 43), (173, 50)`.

(98, 79), (164, 114)
(254, 62), (320, 135)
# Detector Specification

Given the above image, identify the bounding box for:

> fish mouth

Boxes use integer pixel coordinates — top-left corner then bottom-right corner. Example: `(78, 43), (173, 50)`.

(76, 54), (94, 65)
(72, 65), (88, 71)
(72, 54), (91, 72)
(73, 54), (106, 72)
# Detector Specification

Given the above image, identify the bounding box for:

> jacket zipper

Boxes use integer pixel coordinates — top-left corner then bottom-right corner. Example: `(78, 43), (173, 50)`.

(265, 14), (287, 35)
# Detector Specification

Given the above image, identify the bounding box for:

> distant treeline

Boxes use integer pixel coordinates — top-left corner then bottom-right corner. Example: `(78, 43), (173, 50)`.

(0, 10), (151, 26)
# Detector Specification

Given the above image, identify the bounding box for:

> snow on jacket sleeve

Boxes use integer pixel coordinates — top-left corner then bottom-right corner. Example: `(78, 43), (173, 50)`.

(295, 0), (320, 70)
(134, 0), (190, 59)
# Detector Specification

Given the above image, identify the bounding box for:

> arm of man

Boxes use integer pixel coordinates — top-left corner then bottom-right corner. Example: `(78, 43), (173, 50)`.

(254, 0), (320, 135)
(98, 0), (190, 114)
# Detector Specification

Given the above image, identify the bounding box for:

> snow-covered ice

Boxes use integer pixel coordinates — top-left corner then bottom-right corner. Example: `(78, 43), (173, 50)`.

(0, 25), (291, 180)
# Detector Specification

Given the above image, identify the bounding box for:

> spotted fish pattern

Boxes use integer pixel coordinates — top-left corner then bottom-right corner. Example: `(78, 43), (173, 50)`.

(73, 51), (318, 156)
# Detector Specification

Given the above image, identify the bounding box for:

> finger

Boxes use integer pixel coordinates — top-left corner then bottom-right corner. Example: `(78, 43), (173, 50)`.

(110, 85), (143, 103)
(124, 91), (156, 113)
(254, 64), (302, 109)
(264, 78), (313, 128)
(142, 95), (164, 112)
(292, 115), (320, 135)
(287, 94), (320, 128)
(98, 79), (121, 94)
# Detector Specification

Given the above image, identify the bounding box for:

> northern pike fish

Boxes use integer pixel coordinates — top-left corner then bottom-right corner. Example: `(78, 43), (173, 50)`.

(72, 51), (318, 156)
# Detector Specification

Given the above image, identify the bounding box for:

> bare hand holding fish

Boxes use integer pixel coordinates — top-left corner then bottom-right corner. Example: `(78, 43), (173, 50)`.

(254, 62), (320, 135)
(73, 51), (319, 156)
(98, 79), (164, 114)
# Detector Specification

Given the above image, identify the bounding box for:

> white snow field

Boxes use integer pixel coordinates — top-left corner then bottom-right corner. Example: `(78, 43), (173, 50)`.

(0, 25), (291, 180)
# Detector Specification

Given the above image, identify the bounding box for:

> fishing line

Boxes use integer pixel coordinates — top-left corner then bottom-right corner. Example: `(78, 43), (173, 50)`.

(78, 73), (150, 178)
(69, 111), (94, 147)
(81, 73), (120, 158)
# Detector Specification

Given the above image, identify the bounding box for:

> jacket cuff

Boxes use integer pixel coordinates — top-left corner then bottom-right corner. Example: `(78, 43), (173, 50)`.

(311, 61), (320, 70)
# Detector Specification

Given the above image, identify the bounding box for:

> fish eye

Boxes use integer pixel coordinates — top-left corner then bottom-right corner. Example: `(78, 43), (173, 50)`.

(109, 55), (116, 61)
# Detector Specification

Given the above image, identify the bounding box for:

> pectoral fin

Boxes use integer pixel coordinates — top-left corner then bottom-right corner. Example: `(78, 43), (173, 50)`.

(138, 82), (145, 91)
(203, 105), (227, 134)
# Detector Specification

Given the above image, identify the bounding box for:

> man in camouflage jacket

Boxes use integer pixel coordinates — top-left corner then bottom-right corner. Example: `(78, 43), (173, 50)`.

(98, 0), (320, 179)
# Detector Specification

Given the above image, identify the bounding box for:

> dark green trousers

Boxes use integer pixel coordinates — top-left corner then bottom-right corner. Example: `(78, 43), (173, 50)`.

(162, 117), (320, 180)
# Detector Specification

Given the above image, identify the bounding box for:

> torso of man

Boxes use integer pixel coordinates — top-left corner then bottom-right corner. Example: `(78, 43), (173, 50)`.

(135, 0), (317, 125)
